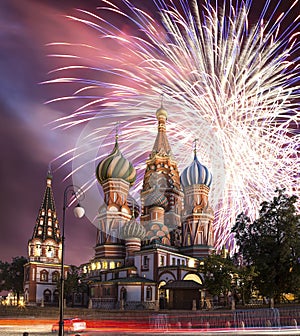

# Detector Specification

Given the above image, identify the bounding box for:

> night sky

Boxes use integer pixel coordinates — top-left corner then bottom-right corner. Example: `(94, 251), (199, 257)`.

(0, 0), (298, 266)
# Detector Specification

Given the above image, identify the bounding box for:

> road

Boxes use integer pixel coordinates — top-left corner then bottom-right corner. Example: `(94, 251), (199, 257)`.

(1, 319), (300, 336)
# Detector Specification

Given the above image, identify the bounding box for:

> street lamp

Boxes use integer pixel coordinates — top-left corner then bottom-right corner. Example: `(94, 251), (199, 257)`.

(58, 185), (85, 336)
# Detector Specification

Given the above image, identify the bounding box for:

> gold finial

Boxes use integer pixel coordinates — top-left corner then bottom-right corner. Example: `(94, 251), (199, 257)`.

(115, 121), (120, 141)
(193, 138), (199, 156)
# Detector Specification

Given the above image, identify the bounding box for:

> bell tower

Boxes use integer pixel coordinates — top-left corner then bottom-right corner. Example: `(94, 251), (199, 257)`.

(24, 169), (64, 306)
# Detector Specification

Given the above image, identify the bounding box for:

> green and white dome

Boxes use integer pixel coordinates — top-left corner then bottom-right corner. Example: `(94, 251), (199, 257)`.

(96, 138), (136, 186)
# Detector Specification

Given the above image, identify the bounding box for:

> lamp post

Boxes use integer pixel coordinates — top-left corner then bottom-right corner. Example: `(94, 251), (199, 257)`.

(58, 185), (85, 336)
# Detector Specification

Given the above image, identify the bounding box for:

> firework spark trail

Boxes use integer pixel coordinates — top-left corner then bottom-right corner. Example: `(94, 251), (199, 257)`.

(45, 0), (299, 251)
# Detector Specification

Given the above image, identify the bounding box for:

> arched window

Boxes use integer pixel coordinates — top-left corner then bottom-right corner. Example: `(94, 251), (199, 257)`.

(53, 289), (59, 303)
(35, 244), (41, 256)
(187, 233), (191, 246)
(46, 246), (53, 257)
(146, 286), (152, 301)
(40, 269), (48, 282)
(43, 289), (51, 303)
(52, 271), (59, 282)
(183, 273), (202, 284)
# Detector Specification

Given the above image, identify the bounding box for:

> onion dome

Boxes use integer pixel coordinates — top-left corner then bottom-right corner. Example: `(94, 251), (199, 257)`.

(156, 106), (168, 120)
(96, 136), (136, 186)
(180, 152), (212, 188)
(144, 189), (168, 209)
(122, 218), (146, 240)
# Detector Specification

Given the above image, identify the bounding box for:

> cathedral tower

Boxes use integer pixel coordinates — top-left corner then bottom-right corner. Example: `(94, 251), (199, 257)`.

(180, 143), (215, 258)
(140, 105), (183, 245)
(95, 131), (136, 260)
(24, 170), (63, 305)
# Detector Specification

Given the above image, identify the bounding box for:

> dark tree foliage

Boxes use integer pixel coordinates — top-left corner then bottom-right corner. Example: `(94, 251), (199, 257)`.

(232, 189), (300, 303)
(0, 256), (27, 304)
(201, 252), (237, 299)
(63, 265), (87, 306)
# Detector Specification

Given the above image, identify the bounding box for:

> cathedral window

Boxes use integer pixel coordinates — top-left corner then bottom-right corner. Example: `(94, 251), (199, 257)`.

(187, 233), (191, 246)
(172, 257), (176, 266)
(143, 256), (149, 266)
(160, 256), (165, 266)
(52, 271), (59, 282)
(199, 231), (203, 244)
(43, 289), (51, 302)
(39, 219), (44, 225)
(47, 228), (53, 236)
(104, 287), (111, 296)
(48, 209), (52, 216)
(110, 261), (115, 269)
(40, 270), (48, 282)
(48, 218), (52, 226)
(53, 289), (59, 303)
(102, 261), (108, 269)
(41, 209), (45, 216)
(46, 246), (54, 257)
(146, 286), (152, 301)
(38, 227), (43, 235)
(35, 245), (41, 256)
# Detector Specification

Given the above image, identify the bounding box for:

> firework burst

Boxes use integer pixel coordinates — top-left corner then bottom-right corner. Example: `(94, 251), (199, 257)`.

(45, 0), (300, 251)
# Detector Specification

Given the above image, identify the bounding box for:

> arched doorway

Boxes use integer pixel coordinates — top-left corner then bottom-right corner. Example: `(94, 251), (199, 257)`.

(43, 289), (51, 303)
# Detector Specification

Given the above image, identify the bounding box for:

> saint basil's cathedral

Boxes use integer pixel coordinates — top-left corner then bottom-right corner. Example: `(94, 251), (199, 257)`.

(24, 105), (215, 310)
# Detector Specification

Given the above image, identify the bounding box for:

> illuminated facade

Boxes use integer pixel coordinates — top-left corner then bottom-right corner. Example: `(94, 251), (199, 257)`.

(23, 171), (66, 306)
(84, 105), (215, 310)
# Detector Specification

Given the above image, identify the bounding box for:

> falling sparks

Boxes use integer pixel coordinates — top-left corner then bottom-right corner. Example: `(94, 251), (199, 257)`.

(45, 0), (300, 252)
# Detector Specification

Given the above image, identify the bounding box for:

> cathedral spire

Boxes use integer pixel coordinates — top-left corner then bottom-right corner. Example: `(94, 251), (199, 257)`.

(32, 168), (60, 243)
(150, 103), (172, 158)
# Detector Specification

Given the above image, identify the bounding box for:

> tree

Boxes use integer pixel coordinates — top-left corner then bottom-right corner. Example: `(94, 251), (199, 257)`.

(0, 256), (27, 305)
(232, 189), (300, 303)
(62, 265), (87, 306)
(200, 252), (237, 305)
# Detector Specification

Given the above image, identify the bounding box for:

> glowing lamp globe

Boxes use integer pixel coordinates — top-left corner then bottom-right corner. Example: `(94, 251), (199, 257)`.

(73, 204), (85, 218)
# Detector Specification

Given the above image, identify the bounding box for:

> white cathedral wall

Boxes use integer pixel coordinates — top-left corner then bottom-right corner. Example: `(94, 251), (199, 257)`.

(36, 283), (57, 303)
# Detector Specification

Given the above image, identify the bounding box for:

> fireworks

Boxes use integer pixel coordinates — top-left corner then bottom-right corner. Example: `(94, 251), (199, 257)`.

(45, 0), (300, 251)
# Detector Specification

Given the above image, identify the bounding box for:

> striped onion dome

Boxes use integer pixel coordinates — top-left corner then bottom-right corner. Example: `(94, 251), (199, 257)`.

(122, 218), (146, 240)
(96, 137), (136, 186)
(144, 189), (168, 209)
(180, 153), (212, 188)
